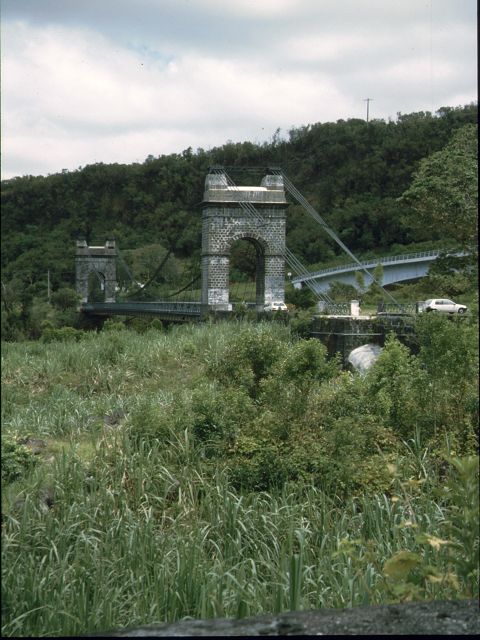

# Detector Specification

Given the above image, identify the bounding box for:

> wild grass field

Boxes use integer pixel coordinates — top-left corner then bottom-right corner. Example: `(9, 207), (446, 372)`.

(1, 317), (478, 637)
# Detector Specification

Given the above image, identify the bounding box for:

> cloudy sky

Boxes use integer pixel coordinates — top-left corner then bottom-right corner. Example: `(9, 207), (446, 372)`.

(1, 0), (477, 180)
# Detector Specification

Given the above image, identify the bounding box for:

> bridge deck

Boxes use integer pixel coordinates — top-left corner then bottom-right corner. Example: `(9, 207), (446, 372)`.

(293, 249), (466, 285)
(81, 302), (202, 321)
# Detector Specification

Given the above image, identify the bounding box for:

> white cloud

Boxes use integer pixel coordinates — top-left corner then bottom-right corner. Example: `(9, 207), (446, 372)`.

(286, 33), (369, 62)
(2, 20), (356, 177)
(1, 0), (477, 179)
(195, 0), (299, 18)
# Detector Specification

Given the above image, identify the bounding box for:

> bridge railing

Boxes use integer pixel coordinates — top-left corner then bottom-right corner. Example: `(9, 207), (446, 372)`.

(376, 302), (418, 315)
(292, 249), (467, 282)
(293, 249), (464, 283)
(316, 302), (419, 316)
(83, 301), (202, 315)
(322, 303), (351, 315)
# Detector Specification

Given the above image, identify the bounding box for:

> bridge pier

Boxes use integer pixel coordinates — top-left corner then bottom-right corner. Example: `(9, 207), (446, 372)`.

(310, 315), (417, 366)
(200, 170), (288, 313)
(75, 240), (117, 304)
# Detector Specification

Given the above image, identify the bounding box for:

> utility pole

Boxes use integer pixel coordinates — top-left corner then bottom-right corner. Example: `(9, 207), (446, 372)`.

(364, 98), (373, 123)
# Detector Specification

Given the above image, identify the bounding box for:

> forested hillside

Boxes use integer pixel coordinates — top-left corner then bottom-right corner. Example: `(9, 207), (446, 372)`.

(1, 103), (477, 339)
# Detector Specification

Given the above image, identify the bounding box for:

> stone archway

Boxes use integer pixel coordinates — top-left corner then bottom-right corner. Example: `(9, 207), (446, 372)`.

(75, 240), (117, 303)
(227, 235), (266, 310)
(87, 270), (106, 302)
(201, 171), (287, 312)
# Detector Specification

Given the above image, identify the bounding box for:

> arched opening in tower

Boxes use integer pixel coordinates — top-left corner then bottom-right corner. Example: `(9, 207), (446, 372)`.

(228, 237), (265, 307)
(88, 271), (105, 302)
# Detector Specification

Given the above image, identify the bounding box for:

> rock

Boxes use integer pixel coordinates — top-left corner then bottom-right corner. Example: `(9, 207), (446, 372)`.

(16, 437), (47, 455)
(11, 486), (55, 516)
(84, 599), (479, 636)
(104, 409), (127, 427)
(165, 478), (181, 503)
(39, 486), (55, 510)
(12, 497), (25, 513)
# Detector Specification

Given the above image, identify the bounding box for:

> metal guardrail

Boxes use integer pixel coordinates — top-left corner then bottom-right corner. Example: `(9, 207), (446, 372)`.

(293, 249), (467, 283)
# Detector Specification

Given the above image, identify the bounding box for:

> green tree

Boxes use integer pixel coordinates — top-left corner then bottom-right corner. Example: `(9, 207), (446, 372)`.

(399, 124), (478, 250)
(363, 262), (384, 303)
(354, 270), (365, 292)
(415, 313), (479, 450)
(366, 334), (425, 440)
(50, 287), (80, 311)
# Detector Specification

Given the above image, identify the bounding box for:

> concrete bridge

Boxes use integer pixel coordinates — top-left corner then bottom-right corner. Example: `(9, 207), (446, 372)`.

(292, 250), (467, 293)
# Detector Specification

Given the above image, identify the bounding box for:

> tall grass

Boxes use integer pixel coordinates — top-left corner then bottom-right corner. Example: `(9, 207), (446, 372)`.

(3, 445), (473, 637)
(1, 322), (478, 636)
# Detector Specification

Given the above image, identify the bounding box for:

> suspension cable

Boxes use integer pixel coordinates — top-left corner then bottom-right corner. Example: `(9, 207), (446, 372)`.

(164, 274), (200, 298)
(123, 248), (173, 299)
(270, 168), (401, 307)
(210, 167), (333, 305)
(115, 245), (136, 285)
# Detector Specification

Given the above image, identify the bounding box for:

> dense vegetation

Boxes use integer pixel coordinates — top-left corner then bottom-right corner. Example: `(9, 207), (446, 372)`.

(1, 104), (478, 636)
(1, 317), (478, 636)
(1, 103), (477, 340)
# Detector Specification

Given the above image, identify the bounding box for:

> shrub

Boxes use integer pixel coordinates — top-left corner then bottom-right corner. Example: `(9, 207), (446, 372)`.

(50, 287), (80, 311)
(414, 314), (479, 452)
(327, 281), (358, 301)
(206, 324), (286, 397)
(190, 384), (255, 451)
(259, 339), (339, 421)
(103, 319), (126, 331)
(279, 339), (337, 383)
(126, 392), (192, 445)
(426, 272), (472, 297)
(289, 310), (313, 338)
(228, 434), (290, 491)
(41, 326), (86, 343)
(366, 334), (426, 440)
(1, 433), (38, 484)
(285, 285), (317, 310)
(150, 319), (164, 331)
(442, 456), (479, 594)
(127, 317), (154, 334)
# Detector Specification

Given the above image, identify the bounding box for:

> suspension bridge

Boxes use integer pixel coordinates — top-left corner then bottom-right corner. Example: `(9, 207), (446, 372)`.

(76, 166), (426, 322)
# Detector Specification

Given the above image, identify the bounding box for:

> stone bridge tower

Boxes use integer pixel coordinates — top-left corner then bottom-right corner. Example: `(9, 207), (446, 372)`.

(201, 170), (287, 312)
(75, 240), (117, 303)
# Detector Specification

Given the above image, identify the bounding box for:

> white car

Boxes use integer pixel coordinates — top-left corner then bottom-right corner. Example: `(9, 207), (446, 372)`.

(424, 298), (467, 314)
(264, 302), (288, 312)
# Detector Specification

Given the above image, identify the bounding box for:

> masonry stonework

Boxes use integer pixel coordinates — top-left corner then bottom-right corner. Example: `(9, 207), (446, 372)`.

(201, 171), (288, 312)
(75, 240), (117, 303)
